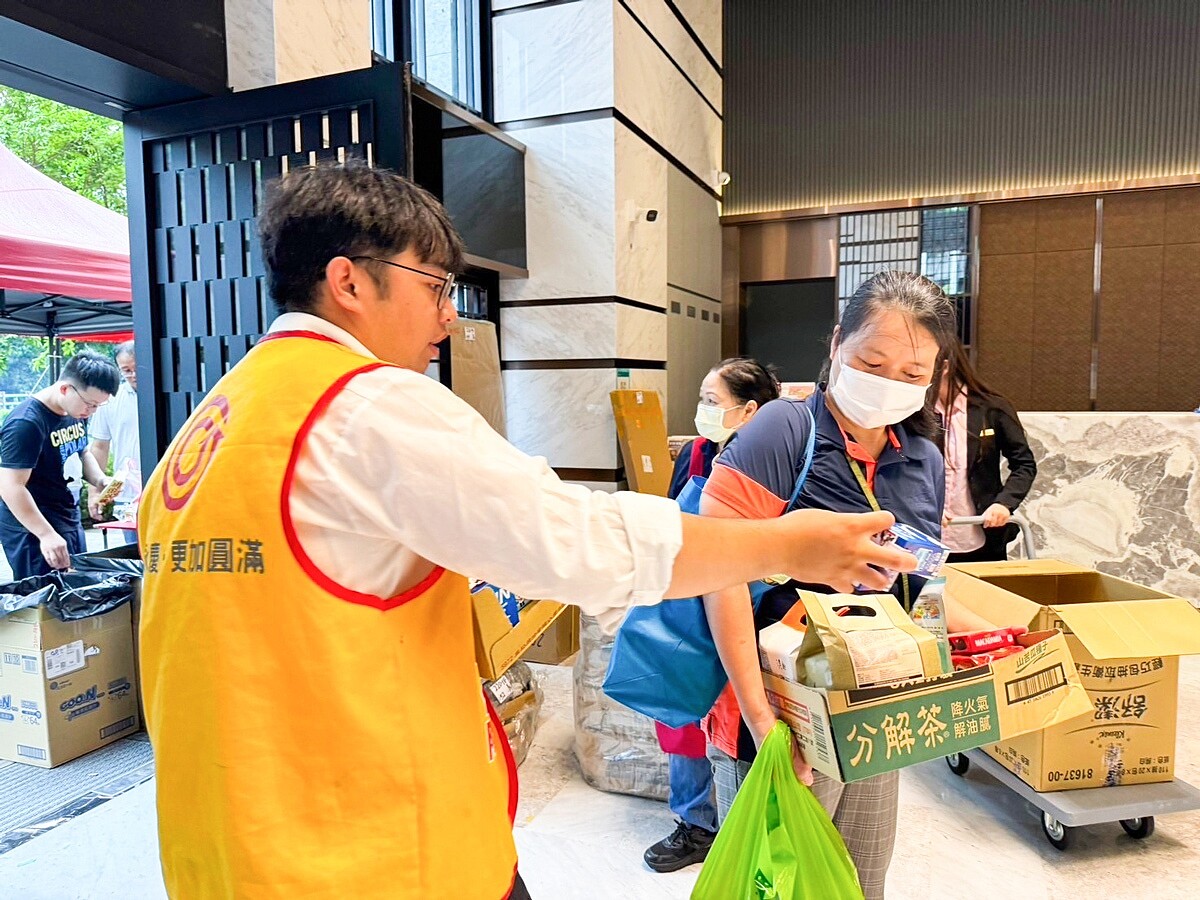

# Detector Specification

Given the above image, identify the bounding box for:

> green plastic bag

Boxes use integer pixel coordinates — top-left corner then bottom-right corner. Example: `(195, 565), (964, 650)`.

(692, 723), (863, 900)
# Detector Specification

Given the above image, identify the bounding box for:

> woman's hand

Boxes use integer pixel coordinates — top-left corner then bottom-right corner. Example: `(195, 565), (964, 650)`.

(982, 503), (1011, 529)
(748, 714), (814, 786)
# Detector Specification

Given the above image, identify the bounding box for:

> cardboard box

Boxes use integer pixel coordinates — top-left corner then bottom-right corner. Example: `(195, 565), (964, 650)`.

(610, 390), (672, 497)
(449, 320), (506, 438)
(472, 582), (568, 680)
(764, 629), (1092, 783)
(0, 603), (140, 768)
(945, 559), (1200, 790)
(522, 606), (580, 665)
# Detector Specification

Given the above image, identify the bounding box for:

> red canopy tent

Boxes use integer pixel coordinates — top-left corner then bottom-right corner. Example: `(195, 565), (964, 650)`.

(0, 140), (133, 346)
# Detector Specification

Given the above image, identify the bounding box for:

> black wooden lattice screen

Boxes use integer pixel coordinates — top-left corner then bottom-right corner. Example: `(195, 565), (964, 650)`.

(125, 64), (406, 468)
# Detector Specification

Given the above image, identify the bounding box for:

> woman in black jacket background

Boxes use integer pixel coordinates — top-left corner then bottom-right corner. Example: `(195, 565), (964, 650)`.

(936, 341), (1038, 562)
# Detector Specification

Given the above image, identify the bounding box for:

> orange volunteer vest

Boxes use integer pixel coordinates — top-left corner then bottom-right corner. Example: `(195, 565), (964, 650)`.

(139, 332), (518, 899)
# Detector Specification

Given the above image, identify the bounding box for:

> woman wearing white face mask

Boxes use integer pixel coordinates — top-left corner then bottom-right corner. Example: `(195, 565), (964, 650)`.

(644, 357), (780, 874)
(697, 271), (965, 900)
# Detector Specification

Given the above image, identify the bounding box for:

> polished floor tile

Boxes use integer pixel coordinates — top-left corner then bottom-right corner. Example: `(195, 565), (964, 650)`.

(1, 657), (1198, 898)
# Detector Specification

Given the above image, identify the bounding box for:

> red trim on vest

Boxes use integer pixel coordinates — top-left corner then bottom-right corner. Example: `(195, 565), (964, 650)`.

(484, 690), (520, 826)
(280, 360), (448, 610)
(257, 330), (342, 345)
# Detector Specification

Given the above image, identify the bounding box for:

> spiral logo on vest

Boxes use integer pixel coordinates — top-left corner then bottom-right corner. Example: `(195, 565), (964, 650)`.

(163, 395), (230, 511)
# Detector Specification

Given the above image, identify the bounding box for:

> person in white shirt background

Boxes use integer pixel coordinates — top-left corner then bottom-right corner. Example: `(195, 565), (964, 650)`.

(87, 340), (141, 543)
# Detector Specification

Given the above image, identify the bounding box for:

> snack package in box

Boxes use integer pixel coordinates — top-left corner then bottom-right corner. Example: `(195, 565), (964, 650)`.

(797, 592), (946, 690)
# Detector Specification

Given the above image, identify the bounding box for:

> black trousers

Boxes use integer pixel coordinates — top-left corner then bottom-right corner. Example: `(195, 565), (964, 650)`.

(508, 872), (532, 900)
(947, 543), (1006, 565)
(0, 516), (86, 580)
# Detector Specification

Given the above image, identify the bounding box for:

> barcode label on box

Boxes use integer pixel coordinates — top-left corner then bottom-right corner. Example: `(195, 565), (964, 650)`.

(45, 641), (86, 678)
(1005, 664), (1068, 704)
(17, 744), (46, 761)
(100, 717), (137, 740)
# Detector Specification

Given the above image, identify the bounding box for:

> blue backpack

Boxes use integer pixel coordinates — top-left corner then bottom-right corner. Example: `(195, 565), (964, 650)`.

(602, 405), (816, 728)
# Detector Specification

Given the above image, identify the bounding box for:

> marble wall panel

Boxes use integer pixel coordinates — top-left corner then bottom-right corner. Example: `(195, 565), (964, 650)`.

(666, 163), (721, 301)
(503, 368), (622, 469)
(665, 288), (721, 433)
(613, 4), (722, 189)
(499, 118), (617, 303)
(503, 365), (668, 470)
(501, 304), (618, 361)
(274, 0), (372, 84)
(493, 0), (569, 11)
(622, 0), (721, 112)
(225, 0), (276, 90)
(614, 305), (667, 361)
(493, 0), (614, 122)
(671, 0), (722, 64)
(1019, 412), (1200, 605)
(615, 122), (669, 308)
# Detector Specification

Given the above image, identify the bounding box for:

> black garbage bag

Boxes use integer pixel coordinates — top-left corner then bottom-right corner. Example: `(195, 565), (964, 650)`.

(71, 543), (144, 577)
(0, 571), (136, 621)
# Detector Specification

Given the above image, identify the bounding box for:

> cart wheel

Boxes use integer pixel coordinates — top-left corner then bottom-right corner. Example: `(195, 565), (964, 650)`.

(1041, 812), (1072, 851)
(946, 753), (970, 776)
(1120, 817), (1155, 840)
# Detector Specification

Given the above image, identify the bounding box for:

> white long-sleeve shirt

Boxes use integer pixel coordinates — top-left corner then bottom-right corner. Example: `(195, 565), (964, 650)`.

(278, 313), (683, 632)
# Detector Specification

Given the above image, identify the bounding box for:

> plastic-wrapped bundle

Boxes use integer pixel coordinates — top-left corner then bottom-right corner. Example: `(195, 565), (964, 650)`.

(485, 662), (544, 768)
(502, 683), (543, 768)
(573, 614), (669, 800)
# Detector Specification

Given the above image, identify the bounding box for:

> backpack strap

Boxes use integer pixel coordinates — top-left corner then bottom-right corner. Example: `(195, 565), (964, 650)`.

(783, 404), (817, 513)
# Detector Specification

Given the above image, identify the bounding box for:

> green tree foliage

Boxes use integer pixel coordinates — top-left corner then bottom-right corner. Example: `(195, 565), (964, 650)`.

(0, 88), (127, 398)
(0, 86), (126, 214)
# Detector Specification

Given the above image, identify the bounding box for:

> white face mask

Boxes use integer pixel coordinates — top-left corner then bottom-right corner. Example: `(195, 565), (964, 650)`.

(694, 402), (744, 443)
(828, 351), (930, 430)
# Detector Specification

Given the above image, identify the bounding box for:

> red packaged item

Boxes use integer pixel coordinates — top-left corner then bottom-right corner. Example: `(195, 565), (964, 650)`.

(947, 626), (1028, 654)
(951, 644), (1026, 670)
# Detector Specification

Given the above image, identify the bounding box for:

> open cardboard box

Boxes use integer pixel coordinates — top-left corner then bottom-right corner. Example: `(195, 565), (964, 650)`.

(522, 607), (580, 666)
(472, 583), (568, 681)
(765, 629), (1092, 783)
(945, 559), (1200, 790)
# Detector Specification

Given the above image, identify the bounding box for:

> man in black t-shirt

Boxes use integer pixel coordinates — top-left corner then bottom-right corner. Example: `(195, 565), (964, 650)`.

(0, 350), (121, 579)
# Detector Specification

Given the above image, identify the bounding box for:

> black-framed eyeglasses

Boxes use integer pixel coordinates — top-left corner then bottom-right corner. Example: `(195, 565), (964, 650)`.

(67, 384), (108, 411)
(350, 256), (457, 309)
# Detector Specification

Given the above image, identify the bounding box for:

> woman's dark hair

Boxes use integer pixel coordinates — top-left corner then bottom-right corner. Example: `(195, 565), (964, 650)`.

(711, 357), (781, 409)
(822, 270), (958, 440)
(942, 339), (998, 404)
(62, 349), (120, 396)
(259, 161), (464, 313)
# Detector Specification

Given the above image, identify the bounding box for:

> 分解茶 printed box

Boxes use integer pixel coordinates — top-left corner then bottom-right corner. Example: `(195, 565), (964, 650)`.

(764, 628), (1091, 783)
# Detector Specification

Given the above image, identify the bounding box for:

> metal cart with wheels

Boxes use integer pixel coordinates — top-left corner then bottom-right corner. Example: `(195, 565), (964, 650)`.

(941, 515), (1200, 850)
(944, 748), (1200, 851)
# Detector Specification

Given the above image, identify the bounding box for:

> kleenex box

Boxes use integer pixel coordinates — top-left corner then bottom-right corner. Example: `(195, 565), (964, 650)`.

(874, 523), (951, 581)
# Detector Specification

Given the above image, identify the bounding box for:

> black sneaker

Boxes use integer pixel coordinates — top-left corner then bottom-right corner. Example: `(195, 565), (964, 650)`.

(643, 819), (716, 873)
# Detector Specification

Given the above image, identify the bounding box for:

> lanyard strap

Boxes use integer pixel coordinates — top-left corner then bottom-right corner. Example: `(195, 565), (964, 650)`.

(846, 455), (912, 611)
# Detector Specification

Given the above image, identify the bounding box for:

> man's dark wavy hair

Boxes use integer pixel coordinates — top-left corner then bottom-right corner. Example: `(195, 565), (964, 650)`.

(62, 349), (120, 395)
(258, 161), (465, 313)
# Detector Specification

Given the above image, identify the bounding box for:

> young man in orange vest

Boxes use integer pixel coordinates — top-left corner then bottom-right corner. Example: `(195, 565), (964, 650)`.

(138, 163), (914, 899)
